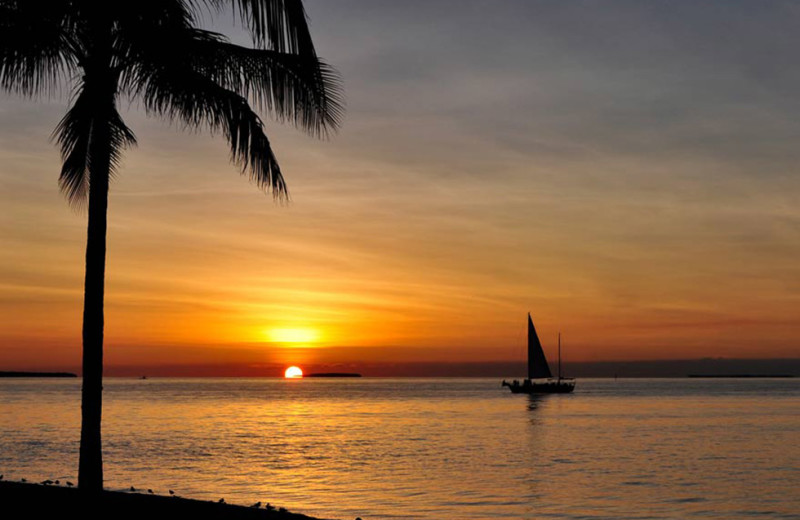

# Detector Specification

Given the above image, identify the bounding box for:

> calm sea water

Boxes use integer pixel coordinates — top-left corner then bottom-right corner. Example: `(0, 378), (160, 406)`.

(0, 378), (798, 519)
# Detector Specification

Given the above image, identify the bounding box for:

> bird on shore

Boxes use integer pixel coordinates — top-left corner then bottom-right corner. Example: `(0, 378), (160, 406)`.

(218, 498), (225, 504)
(41, 480), (54, 485)
(147, 489), (154, 494)
(130, 486), (136, 492)
(250, 502), (261, 508)
(169, 490), (175, 496)
(0, 474), (3, 480)
(265, 503), (274, 511)
(66, 482), (74, 487)
(54, 480), (60, 485)
(20, 478), (26, 483)
(279, 507), (288, 513)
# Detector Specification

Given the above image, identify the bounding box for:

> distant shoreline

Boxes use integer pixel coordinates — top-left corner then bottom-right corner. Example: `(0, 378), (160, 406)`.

(53, 358), (798, 378)
(0, 371), (78, 378)
(306, 373), (362, 378)
(688, 374), (795, 378)
(4, 358), (800, 379)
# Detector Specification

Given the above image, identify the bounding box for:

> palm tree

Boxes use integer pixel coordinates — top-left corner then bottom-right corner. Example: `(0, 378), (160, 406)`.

(0, 0), (342, 491)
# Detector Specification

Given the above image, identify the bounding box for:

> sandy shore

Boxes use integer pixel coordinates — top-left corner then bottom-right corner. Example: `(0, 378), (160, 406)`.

(0, 481), (335, 520)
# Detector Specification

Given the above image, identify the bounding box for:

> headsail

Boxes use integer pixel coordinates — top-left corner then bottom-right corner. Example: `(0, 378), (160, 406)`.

(528, 314), (553, 379)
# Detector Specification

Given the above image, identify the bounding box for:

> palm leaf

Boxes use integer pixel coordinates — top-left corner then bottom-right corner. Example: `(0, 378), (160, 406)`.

(136, 65), (287, 198)
(54, 84), (137, 206)
(198, 0), (316, 55)
(0, 0), (78, 96)
(173, 30), (343, 136)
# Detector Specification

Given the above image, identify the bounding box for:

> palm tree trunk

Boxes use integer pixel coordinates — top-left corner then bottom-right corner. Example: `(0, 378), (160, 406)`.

(78, 112), (112, 492)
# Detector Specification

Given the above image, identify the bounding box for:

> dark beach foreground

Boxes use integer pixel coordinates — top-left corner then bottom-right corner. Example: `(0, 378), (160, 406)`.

(0, 481), (334, 520)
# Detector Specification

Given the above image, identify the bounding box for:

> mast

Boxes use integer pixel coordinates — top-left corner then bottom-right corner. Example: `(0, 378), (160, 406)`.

(558, 332), (561, 381)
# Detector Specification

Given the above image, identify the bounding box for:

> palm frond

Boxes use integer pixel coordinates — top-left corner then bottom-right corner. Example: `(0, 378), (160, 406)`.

(198, 0), (316, 55)
(137, 67), (286, 198)
(109, 0), (197, 50)
(0, 0), (78, 96)
(106, 106), (138, 179)
(183, 30), (343, 137)
(54, 84), (136, 207)
(54, 91), (92, 204)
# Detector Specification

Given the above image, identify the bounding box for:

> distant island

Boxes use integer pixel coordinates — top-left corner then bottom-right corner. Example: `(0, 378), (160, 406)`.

(0, 371), (77, 378)
(306, 373), (362, 378)
(688, 374), (795, 378)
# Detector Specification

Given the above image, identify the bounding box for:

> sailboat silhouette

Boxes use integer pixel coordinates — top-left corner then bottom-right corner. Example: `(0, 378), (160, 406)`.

(502, 314), (576, 394)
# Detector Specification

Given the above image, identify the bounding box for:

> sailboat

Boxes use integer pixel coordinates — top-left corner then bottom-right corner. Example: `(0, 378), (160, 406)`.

(502, 313), (576, 394)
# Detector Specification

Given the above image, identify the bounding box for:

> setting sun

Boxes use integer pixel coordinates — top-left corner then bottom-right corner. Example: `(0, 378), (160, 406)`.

(284, 366), (303, 379)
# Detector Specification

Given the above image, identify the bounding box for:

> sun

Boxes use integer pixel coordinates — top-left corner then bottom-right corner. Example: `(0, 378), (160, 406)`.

(284, 366), (303, 379)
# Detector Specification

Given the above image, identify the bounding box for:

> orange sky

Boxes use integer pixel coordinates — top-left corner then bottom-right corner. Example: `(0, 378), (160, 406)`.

(1, 2), (799, 374)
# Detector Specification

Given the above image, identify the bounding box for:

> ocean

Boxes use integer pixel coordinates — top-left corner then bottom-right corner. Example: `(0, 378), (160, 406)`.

(0, 378), (797, 519)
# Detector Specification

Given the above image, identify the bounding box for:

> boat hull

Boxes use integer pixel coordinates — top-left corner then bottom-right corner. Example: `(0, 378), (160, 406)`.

(502, 379), (576, 394)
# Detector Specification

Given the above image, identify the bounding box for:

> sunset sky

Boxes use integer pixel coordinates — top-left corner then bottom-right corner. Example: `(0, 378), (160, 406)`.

(1, 1), (798, 375)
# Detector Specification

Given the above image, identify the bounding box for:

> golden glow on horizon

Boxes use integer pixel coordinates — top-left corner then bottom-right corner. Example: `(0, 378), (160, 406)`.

(267, 327), (320, 344)
(284, 366), (303, 378)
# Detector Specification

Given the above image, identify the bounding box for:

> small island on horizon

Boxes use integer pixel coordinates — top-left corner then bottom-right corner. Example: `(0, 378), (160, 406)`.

(687, 374), (795, 378)
(0, 371), (78, 378)
(305, 373), (362, 378)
